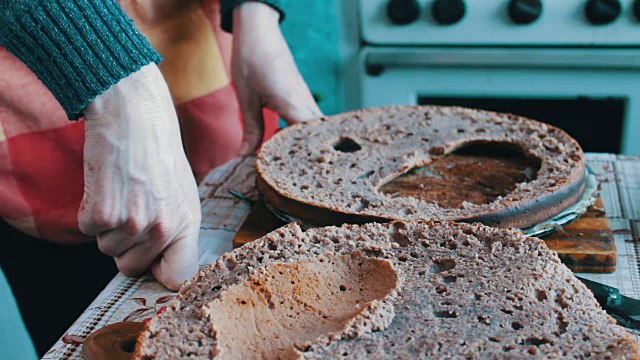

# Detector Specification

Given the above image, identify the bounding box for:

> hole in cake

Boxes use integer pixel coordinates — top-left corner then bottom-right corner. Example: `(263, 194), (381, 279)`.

(358, 170), (375, 179)
(379, 141), (541, 209)
(333, 137), (362, 153)
(556, 312), (570, 335)
(267, 242), (278, 251)
(389, 222), (409, 247)
(554, 293), (570, 309)
(433, 310), (457, 318)
(511, 321), (524, 330)
(535, 289), (548, 302)
(353, 198), (371, 211)
(435, 286), (447, 294)
(524, 337), (552, 346)
(207, 252), (397, 360)
(223, 258), (237, 271)
(401, 207), (415, 215)
(442, 275), (457, 284)
(430, 258), (456, 273)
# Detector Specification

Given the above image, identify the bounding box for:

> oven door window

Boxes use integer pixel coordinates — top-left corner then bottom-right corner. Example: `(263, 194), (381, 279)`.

(418, 96), (625, 153)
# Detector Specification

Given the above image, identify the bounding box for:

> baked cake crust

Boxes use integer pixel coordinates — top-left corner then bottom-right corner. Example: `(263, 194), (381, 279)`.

(256, 105), (586, 229)
(135, 221), (639, 359)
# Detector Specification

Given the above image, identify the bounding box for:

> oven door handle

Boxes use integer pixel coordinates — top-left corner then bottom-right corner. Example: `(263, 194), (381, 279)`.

(364, 48), (640, 75)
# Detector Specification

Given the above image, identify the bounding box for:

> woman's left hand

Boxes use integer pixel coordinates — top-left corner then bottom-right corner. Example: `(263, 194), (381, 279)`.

(232, 2), (323, 156)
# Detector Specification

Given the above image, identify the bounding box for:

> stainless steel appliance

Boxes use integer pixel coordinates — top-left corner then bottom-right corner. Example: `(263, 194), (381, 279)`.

(341, 0), (640, 153)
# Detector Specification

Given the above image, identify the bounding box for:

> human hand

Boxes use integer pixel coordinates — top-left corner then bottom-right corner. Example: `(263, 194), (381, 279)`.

(232, 2), (323, 156)
(79, 64), (201, 291)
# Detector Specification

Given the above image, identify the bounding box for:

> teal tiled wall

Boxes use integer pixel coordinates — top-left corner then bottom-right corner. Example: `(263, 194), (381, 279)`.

(280, 0), (342, 116)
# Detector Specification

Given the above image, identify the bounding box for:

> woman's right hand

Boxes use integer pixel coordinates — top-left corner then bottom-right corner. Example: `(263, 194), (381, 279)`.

(79, 64), (201, 291)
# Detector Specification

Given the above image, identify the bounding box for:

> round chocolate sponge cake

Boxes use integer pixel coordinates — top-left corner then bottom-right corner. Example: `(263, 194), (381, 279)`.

(256, 105), (586, 229)
(134, 221), (638, 359)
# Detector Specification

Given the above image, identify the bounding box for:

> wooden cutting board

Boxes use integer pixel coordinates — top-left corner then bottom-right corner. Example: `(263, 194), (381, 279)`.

(232, 196), (616, 273)
(541, 197), (615, 273)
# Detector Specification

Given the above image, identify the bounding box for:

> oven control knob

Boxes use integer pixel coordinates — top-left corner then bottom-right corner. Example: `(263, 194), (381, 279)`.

(432, 0), (466, 25)
(585, 0), (621, 25)
(387, 0), (420, 25)
(508, 0), (543, 24)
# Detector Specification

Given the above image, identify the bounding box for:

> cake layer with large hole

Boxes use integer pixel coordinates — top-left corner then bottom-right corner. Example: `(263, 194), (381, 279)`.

(207, 253), (398, 359)
(256, 105), (586, 229)
(135, 221), (639, 359)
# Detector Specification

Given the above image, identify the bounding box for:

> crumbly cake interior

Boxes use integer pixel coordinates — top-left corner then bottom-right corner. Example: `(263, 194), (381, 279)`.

(135, 221), (638, 359)
(256, 106), (584, 222)
(207, 253), (398, 360)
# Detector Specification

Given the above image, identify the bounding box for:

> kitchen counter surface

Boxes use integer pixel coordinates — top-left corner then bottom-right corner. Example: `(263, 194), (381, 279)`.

(44, 153), (640, 359)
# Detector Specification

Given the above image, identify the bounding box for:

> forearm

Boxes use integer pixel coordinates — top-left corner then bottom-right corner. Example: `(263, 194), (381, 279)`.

(231, 1), (322, 155)
(220, 0), (285, 32)
(0, 0), (161, 119)
(233, 1), (281, 40)
(81, 63), (200, 290)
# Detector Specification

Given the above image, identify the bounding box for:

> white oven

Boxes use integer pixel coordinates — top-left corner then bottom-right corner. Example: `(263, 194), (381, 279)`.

(341, 0), (640, 154)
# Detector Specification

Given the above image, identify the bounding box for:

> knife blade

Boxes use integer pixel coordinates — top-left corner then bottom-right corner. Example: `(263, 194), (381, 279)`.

(576, 276), (640, 330)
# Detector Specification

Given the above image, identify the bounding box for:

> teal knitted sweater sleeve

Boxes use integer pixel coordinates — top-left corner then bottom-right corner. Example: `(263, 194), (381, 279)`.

(0, 0), (162, 120)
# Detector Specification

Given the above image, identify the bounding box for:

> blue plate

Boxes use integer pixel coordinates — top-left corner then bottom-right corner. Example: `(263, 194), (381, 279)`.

(521, 167), (599, 238)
